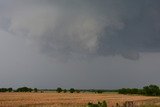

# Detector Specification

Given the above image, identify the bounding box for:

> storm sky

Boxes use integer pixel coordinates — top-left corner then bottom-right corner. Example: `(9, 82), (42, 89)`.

(0, 0), (160, 89)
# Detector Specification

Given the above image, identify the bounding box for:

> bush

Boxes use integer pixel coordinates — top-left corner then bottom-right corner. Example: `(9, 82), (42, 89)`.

(87, 101), (107, 107)
(63, 89), (67, 93)
(96, 90), (103, 93)
(76, 90), (80, 93)
(34, 88), (38, 92)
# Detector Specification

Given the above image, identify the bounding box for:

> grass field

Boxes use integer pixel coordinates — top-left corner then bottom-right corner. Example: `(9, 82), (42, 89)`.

(0, 92), (159, 107)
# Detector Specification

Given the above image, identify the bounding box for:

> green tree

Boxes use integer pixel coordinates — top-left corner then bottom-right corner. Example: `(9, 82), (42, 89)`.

(0, 88), (8, 92)
(8, 88), (13, 92)
(56, 87), (62, 93)
(143, 85), (160, 96)
(69, 88), (75, 93)
(16, 87), (33, 92)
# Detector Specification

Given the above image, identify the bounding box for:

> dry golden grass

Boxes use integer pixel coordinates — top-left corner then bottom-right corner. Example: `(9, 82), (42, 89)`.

(0, 92), (159, 107)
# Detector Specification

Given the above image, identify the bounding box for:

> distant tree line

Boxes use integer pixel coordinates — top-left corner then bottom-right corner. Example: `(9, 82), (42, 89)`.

(118, 84), (160, 96)
(0, 88), (13, 92)
(56, 87), (118, 94)
(2, 84), (159, 97)
(0, 87), (117, 93)
(0, 87), (38, 92)
(15, 87), (38, 92)
(16, 87), (33, 92)
(56, 87), (77, 93)
(86, 89), (117, 93)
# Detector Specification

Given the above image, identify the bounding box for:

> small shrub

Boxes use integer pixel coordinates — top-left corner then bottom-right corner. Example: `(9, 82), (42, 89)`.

(34, 88), (38, 92)
(63, 89), (67, 93)
(97, 90), (103, 93)
(87, 101), (107, 107)
(76, 90), (80, 93)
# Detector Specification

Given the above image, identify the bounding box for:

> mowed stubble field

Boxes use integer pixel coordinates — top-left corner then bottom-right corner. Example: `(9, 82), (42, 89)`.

(0, 92), (159, 107)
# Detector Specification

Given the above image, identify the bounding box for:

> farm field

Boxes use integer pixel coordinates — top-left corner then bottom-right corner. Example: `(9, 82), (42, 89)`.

(0, 92), (159, 107)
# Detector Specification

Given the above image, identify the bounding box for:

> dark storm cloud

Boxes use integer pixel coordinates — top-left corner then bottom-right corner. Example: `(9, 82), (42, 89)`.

(1, 0), (160, 60)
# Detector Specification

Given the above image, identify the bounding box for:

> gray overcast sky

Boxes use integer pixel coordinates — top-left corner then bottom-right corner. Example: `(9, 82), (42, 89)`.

(0, 0), (160, 89)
